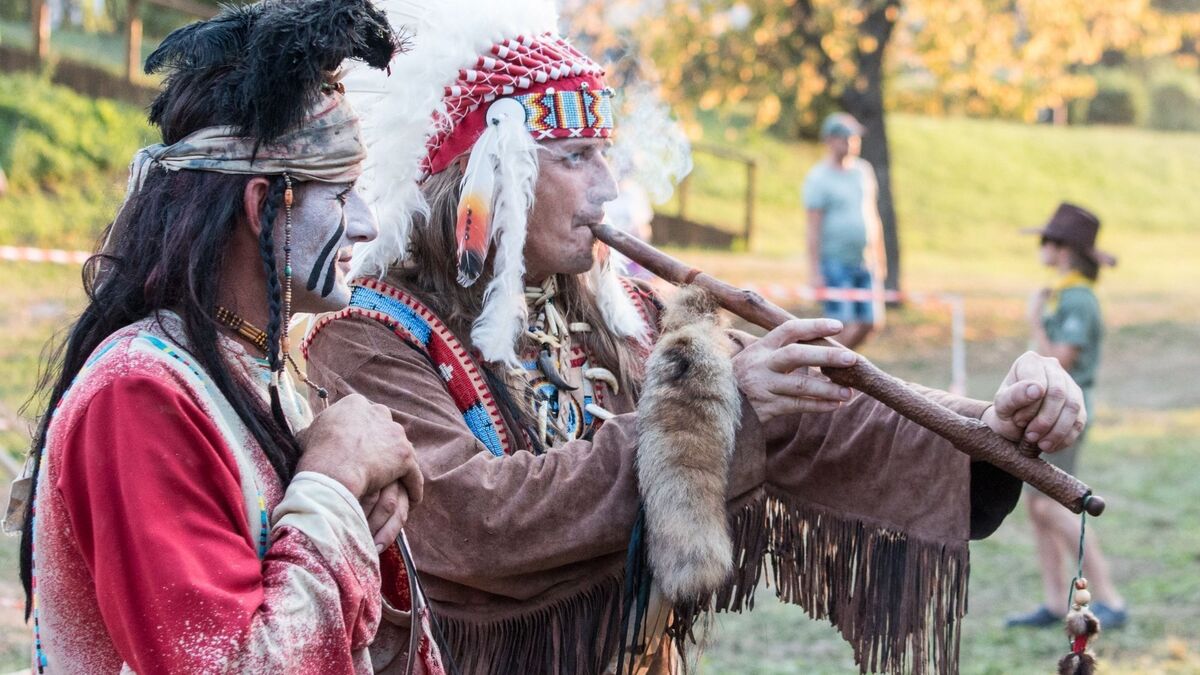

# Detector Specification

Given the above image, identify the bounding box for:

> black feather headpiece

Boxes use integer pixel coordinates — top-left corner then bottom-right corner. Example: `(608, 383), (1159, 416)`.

(146, 0), (398, 143)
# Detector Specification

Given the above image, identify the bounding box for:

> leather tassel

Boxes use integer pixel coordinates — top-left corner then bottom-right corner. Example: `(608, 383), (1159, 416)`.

(1059, 579), (1101, 675)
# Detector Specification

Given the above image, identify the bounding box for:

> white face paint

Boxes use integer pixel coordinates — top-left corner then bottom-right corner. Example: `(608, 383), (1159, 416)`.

(283, 181), (377, 313)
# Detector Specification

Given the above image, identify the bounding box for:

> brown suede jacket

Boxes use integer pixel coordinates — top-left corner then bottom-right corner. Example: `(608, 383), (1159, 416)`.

(303, 276), (1020, 675)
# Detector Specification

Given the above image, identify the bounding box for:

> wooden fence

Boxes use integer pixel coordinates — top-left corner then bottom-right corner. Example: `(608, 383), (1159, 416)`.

(24, 0), (216, 82)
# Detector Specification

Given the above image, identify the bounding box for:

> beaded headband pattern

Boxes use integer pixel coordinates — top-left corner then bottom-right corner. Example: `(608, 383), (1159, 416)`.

(422, 34), (613, 177)
(349, 0), (645, 366)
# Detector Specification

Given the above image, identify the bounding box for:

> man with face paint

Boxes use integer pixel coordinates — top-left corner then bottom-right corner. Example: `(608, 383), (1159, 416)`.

(294, 182), (369, 305)
(16, 1), (426, 672)
(304, 1), (1088, 672)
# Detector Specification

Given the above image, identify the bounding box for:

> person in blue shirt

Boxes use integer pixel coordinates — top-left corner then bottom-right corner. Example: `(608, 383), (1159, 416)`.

(1006, 202), (1128, 630)
(803, 113), (886, 349)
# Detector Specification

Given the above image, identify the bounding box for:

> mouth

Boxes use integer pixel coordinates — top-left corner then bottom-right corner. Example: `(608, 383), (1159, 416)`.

(336, 248), (353, 272)
(576, 218), (605, 236)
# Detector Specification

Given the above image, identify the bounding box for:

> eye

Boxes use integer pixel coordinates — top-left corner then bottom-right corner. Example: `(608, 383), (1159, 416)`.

(335, 184), (354, 205)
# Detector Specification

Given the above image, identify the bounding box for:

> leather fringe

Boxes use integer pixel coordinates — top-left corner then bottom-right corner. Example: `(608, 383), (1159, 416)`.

(434, 572), (625, 675)
(709, 492), (970, 675)
(432, 493), (968, 675)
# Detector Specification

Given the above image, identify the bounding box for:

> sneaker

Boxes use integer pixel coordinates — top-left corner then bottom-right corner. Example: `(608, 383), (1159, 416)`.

(1004, 605), (1063, 628)
(1091, 602), (1128, 629)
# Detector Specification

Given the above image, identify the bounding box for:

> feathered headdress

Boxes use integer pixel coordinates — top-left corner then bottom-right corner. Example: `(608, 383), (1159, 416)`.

(348, 0), (646, 366)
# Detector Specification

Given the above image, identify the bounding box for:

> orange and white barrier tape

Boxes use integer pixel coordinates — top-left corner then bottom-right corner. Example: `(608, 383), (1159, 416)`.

(0, 246), (91, 265)
(2, 249), (969, 395)
(737, 282), (961, 306)
(733, 281), (968, 396)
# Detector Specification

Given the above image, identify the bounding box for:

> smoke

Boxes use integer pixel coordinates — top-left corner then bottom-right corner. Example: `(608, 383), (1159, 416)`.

(609, 83), (694, 205)
(559, 0), (693, 205)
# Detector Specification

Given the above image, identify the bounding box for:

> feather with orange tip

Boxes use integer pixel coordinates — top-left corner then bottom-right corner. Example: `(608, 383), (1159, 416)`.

(454, 132), (499, 285)
(454, 98), (527, 287)
(455, 189), (492, 286)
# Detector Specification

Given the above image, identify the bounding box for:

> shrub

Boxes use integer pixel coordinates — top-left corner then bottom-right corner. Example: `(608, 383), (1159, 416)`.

(1149, 83), (1200, 131)
(1087, 90), (1138, 126)
(0, 73), (152, 247)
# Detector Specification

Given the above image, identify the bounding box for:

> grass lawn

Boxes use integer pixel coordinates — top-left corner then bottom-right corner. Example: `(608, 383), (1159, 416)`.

(0, 96), (1197, 670)
(674, 113), (1200, 308)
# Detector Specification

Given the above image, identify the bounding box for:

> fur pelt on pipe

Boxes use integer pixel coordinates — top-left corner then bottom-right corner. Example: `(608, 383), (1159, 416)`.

(636, 286), (740, 603)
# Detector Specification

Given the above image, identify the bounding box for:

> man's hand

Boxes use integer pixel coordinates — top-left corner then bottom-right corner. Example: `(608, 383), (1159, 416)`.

(981, 351), (1086, 454)
(732, 318), (857, 426)
(360, 482), (409, 553)
(296, 394), (424, 550)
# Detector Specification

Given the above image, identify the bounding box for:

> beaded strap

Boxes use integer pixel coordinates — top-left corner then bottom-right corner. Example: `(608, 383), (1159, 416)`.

(303, 279), (513, 457)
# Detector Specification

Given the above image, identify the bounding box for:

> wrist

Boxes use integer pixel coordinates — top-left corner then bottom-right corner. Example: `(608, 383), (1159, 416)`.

(979, 403), (995, 425)
(297, 455), (367, 498)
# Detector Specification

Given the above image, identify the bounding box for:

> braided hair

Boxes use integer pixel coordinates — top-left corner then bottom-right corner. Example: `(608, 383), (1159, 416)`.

(256, 176), (299, 436)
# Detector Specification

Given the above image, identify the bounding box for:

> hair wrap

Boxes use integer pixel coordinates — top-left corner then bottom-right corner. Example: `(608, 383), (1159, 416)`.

(121, 94), (365, 210)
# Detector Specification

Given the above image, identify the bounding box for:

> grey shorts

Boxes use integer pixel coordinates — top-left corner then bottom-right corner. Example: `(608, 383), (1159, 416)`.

(1024, 426), (1088, 496)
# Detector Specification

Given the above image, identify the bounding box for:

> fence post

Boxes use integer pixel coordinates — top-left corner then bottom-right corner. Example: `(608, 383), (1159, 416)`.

(126, 0), (143, 83)
(949, 295), (967, 396)
(31, 0), (51, 64)
(675, 173), (690, 221)
(743, 159), (757, 248)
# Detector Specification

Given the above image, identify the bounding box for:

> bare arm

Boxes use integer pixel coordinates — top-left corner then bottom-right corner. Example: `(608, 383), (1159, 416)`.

(868, 206), (887, 280)
(863, 162), (887, 280)
(1030, 324), (1081, 370)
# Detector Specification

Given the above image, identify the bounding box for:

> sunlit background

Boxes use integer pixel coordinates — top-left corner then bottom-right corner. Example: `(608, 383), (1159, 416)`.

(1, 0), (1198, 672)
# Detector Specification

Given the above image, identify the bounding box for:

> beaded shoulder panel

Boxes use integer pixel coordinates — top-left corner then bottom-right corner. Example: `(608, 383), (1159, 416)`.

(303, 278), (513, 457)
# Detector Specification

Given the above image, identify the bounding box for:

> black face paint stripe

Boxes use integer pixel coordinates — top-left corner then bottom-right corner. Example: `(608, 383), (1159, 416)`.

(307, 221), (345, 292)
(321, 252), (338, 297)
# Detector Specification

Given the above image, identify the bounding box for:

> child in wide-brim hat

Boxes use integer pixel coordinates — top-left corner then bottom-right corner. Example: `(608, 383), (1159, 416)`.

(1006, 201), (1128, 630)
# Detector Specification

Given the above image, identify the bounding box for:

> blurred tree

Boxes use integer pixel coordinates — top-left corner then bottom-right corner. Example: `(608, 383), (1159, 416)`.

(571, 0), (1200, 292)
(893, 0), (1200, 120)
(623, 0), (909, 291)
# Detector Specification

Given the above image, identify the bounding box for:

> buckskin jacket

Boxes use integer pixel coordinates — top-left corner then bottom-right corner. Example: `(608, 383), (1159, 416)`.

(302, 272), (1020, 675)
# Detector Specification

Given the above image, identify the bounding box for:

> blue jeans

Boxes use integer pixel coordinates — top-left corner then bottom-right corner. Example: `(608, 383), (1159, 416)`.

(821, 260), (875, 324)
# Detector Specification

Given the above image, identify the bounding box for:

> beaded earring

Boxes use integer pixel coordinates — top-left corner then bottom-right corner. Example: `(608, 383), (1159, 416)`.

(280, 174), (329, 401)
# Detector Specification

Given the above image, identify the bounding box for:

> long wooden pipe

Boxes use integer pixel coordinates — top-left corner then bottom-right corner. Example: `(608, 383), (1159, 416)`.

(593, 222), (1105, 517)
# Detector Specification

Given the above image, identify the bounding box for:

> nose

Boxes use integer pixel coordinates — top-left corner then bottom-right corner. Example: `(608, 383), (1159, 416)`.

(589, 152), (619, 205)
(344, 189), (379, 244)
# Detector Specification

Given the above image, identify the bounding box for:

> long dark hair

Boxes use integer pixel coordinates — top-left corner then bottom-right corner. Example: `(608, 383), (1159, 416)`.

(1044, 236), (1101, 281)
(18, 161), (300, 620)
(16, 58), (296, 628)
(1067, 248), (1100, 282)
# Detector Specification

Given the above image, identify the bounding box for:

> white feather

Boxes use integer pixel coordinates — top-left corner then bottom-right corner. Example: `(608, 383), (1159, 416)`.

(591, 259), (649, 344)
(347, 0), (560, 279)
(469, 119), (539, 366)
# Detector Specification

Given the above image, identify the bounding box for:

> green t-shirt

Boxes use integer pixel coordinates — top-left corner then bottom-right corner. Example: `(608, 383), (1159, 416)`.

(1043, 286), (1103, 389)
(802, 158), (877, 266)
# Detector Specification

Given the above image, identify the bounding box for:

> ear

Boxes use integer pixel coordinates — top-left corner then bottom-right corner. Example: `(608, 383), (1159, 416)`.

(242, 176), (275, 237)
